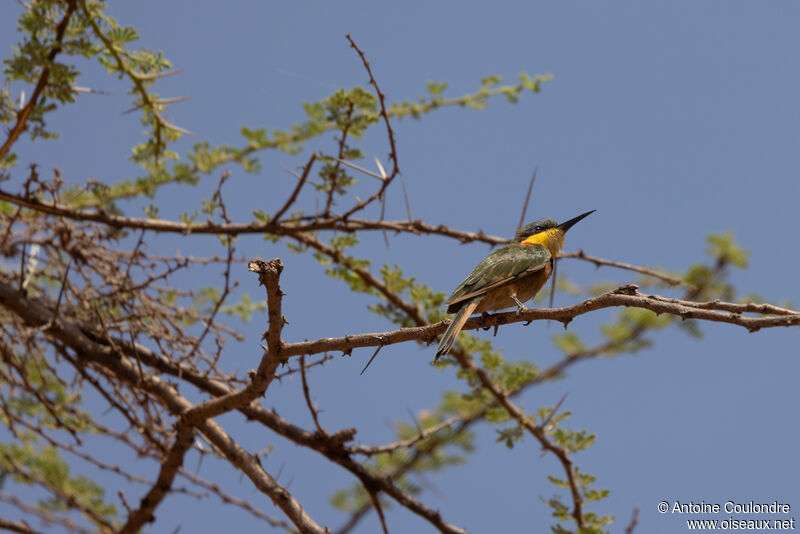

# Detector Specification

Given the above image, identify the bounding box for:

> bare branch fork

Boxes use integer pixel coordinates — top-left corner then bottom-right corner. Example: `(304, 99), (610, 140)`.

(179, 258), (286, 427)
(113, 257), (327, 533)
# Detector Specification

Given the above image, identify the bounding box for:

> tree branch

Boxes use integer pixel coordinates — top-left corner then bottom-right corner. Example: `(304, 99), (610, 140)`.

(561, 249), (692, 288)
(0, 517), (41, 534)
(274, 153), (317, 222)
(117, 427), (195, 534)
(340, 34), (400, 221)
(279, 284), (800, 358)
(0, 0), (78, 160)
(0, 185), (721, 297)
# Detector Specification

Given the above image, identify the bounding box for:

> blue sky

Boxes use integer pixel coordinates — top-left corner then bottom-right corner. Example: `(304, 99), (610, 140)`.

(3, 1), (799, 533)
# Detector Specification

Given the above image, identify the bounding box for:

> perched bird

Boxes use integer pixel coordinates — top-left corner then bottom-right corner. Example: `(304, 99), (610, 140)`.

(434, 210), (595, 360)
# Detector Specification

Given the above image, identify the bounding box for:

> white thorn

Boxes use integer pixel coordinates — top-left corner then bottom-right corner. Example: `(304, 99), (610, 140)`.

(374, 157), (387, 180)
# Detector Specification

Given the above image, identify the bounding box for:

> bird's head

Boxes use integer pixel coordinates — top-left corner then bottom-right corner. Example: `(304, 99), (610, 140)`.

(515, 210), (595, 256)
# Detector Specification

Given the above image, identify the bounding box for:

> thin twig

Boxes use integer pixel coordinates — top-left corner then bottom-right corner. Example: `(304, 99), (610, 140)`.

(562, 249), (692, 289)
(624, 505), (640, 534)
(367, 490), (390, 534)
(516, 167), (537, 231)
(274, 153), (317, 222)
(300, 355), (325, 435)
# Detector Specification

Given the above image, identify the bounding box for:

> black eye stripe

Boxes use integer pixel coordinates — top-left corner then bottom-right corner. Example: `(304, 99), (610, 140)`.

(518, 220), (555, 241)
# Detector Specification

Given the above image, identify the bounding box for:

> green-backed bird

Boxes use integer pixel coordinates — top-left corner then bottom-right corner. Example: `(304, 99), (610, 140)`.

(434, 210), (595, 360)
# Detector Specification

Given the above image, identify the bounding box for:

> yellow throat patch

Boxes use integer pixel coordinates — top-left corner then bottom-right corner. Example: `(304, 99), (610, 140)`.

(521, 228), (565, 256)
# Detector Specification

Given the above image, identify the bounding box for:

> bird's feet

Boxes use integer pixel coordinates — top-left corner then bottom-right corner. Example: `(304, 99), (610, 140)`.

(481, 311), (491, 330)
(511, 295), (528, 317)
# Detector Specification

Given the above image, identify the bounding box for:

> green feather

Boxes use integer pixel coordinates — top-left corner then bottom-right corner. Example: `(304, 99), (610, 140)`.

(446, 244), (551, 313)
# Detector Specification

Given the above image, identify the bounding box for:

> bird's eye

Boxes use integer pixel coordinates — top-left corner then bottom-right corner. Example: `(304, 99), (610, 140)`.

(534, 226), (542, 232)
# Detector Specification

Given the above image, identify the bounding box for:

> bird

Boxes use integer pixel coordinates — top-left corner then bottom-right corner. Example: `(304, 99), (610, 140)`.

(434, 210), (595, 360)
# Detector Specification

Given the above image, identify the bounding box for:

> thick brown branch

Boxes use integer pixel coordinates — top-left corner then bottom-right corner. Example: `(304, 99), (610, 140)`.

(179, 259), (285, 426)
(117, 427), (195, 534)
(279, 285), (799, 358)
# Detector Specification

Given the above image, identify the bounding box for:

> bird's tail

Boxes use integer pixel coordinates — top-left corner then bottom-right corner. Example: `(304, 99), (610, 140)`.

(434, 299), (479, 361)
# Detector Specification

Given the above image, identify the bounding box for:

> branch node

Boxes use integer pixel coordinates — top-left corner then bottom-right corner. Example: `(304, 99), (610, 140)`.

(328, 428), (357, 447)
(612, 283), (639, 295)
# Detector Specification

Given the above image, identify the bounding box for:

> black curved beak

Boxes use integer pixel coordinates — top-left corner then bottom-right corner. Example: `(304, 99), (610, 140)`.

(556, 210), (595, 233)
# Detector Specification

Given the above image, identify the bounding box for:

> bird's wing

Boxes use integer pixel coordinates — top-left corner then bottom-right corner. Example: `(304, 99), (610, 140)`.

(445, 244), (551, 309)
